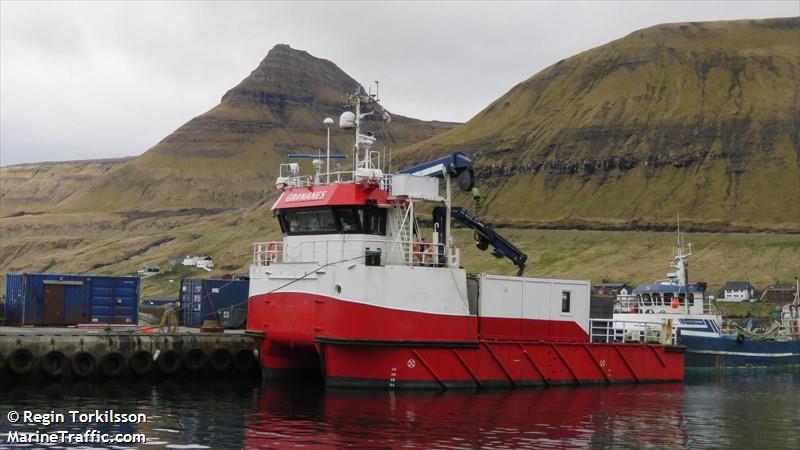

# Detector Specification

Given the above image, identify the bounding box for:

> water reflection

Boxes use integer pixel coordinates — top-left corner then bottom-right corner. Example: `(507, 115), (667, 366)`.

(245, 383), (688, 449)
(0, 378), (260, 449)
(0, 373), (798, 449)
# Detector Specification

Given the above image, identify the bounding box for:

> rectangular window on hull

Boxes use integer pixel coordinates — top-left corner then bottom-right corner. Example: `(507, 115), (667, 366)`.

(561, 291), (571, 313)
(278, 207), (387, 236)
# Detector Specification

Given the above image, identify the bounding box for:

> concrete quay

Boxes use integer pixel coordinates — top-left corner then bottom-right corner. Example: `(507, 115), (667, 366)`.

(0, 326), (262, 381)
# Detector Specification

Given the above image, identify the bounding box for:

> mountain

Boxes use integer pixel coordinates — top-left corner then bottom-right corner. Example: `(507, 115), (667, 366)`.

(1, 26), (798, 297)
(58, 45), (457, 212)
(0, 158), (131, 215)
(398, 17), (800, 232)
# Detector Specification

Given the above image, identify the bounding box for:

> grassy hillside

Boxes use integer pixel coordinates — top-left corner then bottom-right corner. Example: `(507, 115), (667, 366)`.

(398, 17), (800, 232)
(0, 158), (131, 215)
(2, 21), (798, 304)
(2, 203), (797, 298)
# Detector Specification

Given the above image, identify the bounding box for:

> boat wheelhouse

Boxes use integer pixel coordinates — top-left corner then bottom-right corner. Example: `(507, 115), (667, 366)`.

(246, 87), (684, 388)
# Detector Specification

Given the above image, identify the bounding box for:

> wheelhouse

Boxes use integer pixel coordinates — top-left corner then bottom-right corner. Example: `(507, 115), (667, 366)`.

(276, 205), (387, 236)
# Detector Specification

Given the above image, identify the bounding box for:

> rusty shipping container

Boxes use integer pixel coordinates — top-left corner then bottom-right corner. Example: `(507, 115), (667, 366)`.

(3, 273), (139, 326)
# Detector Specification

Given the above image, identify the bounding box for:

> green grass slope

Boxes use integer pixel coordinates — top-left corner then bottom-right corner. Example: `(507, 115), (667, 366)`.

(399, 17), (800, 232)
(0, 158), (131, 215)
(1, 207), (797, 298)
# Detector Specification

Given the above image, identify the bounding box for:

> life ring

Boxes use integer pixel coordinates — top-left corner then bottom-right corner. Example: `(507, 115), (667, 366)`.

(99, 352), (127, 378)
(233, 349), (256, 372)
(209, 348), (233, 372)
(7, 349), (36, 376)
(128, 350), (154, 376)
(184, 348), (207, 372)
(40, 351), (67, 378)
(157, 350), (182, 375)
(266, 242), (279, 263)
(70, 352), (96, 378)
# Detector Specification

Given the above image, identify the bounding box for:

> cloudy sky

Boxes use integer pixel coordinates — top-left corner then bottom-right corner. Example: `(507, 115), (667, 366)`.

(1, 1), (797, 166)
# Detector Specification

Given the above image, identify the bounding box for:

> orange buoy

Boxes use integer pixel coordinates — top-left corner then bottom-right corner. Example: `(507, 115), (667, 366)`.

(671, 298), (680, 309)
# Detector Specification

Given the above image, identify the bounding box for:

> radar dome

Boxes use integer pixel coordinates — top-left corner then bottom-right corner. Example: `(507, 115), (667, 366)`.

(339, 111), (356, 130)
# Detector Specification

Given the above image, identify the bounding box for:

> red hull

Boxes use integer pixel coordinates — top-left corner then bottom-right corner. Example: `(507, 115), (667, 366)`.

(247, 292), (685, 388)
(318, 338), (684, 388)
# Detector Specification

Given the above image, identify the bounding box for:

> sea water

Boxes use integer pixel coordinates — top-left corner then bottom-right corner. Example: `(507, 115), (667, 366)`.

(0, 372), (798, 449)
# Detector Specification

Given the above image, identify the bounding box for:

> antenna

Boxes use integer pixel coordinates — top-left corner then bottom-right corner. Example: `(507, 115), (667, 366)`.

(323, 117), (334, 182)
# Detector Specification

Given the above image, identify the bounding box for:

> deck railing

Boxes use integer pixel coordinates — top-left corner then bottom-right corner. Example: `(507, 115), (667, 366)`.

(614, 293), (715, 316)
(590, 318), (677, 345)
(253, 239), (456, 268)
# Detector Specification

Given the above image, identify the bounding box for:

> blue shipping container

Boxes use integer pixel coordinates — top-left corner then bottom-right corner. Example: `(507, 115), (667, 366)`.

(180, 278), (249, 328)
(4, 273), (140, 326)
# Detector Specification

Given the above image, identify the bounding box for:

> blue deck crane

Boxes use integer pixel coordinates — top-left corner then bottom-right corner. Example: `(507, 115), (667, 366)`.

(398, 152), (528, 276)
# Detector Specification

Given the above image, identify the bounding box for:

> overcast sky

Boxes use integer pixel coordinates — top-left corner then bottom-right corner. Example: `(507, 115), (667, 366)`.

(1, 1), (797, 166)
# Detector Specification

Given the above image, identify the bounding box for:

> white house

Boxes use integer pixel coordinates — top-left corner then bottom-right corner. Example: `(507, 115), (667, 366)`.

(179, 255), (215, 271)
(137, 265), (160, 278)
(196, 256), (215, 271)
(721, 281), (755, 302)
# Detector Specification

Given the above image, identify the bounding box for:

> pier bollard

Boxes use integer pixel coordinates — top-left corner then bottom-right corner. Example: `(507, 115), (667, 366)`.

(99, 352), (127, 378)
(69, 352), (97, 378)
(157, 350), (183, 375)
(8, 349), (36, 376)
(184, 348), (207, 372)
(209, 348), (233, 372)
(40, 351), (68, 378)
(129, 350), (154, 376)
(234, 348), (256, 372)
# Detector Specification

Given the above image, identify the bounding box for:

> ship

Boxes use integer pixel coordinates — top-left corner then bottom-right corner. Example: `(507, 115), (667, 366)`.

(246, 87), (685, 389)
(609, 230), (800, 370)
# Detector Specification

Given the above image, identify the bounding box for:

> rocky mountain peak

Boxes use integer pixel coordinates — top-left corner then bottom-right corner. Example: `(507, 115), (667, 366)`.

(221, 44), (360, 106)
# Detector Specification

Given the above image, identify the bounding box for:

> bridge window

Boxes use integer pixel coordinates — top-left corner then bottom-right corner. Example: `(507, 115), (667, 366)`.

(278, 207), (386, 236)
(363, 207), (387, 235)
(282, 209), (338, 234)
(337, 208), (363, 232)
(561, 291), (571, 313)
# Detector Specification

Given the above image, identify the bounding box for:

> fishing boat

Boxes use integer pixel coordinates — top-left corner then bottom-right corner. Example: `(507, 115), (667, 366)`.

(246, 87), (684, 389)
(609, 232), (800, 370)
(679, 280), (800, 369)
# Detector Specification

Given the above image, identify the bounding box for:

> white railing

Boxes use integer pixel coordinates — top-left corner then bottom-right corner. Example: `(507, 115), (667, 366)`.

(274, 169), (398, 191)
(253, 241), (285, 266)
(253, 239), (457, 268)
(614, 293), (713, 316)
(590, 318), (677, 345)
